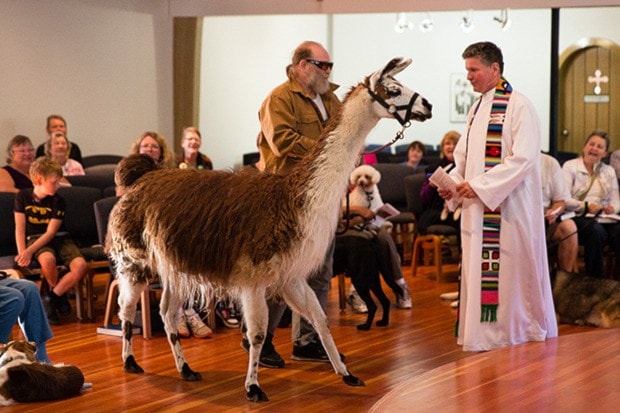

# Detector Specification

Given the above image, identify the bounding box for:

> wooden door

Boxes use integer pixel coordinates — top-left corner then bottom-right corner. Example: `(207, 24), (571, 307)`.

(558, 39), (620, 153)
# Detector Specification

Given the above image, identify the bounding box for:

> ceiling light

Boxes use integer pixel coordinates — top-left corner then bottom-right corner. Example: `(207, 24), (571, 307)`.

(394, 13), (414, 33)
(419, 13), (434, 33)
(460, 11), (475, 33)
(494, 9), (512, 31)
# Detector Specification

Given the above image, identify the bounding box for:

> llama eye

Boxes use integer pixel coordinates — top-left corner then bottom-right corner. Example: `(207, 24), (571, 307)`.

(387, 89), (401, 97)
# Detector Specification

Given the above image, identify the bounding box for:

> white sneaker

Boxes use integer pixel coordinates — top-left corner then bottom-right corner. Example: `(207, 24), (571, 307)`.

(176, 313), (190, 338)
(440, 291), (459, 301)
(185, 312), (213, 339)
(346, 290), (368, 314)
(397, 283), (412, 309)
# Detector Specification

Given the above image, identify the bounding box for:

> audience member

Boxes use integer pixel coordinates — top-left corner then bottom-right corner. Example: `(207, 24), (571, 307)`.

(403, 140), (427, 170)
(441, 41), (557, 351)
(540, 153), (578, 272)
(562, 129), (620, 278)
(177, 127), (213, 170)
(45, 131), (85, 179)
(341, 203), (411, 313)
(0, 135), (35, 192)
(36, 115), (83, 164)
(128, 131), (176, 168)
(0, 272), (53, 363)
(246, 40), (342, 368)
(114, 154), (162, 195)
(14, 158), (88, 325)
(418, 130), (462, 234)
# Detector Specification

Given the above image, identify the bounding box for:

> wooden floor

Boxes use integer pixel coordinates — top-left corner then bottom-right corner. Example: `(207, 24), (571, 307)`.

(5, 265), (615, 412)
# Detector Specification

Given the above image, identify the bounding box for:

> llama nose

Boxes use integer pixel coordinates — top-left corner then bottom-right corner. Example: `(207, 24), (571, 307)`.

(422, 98), (433, 113)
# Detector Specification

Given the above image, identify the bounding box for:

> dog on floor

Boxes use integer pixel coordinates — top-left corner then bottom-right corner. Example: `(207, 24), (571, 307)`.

(552, 270), (620, 328)
(0, 340), (84, 405)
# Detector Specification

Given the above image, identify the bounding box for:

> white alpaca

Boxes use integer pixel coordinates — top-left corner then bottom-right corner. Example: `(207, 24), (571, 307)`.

(107, 57), (432, 402)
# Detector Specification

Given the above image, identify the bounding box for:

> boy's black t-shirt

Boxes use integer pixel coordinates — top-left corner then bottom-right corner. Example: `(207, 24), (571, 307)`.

(15, 189), (66, 237)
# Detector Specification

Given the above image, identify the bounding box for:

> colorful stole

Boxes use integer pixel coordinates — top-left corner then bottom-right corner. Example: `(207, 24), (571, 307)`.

(480, 78), (512, 322)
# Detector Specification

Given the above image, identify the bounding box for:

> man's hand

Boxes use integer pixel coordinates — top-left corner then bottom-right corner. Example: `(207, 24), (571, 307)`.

(456, 182), (477, 199)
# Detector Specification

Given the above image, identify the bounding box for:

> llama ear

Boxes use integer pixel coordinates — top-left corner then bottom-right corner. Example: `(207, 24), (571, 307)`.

(369, 57), (412, 90)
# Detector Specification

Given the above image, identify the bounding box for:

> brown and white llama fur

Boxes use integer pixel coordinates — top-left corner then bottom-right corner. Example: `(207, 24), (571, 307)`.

(106, 57), (432, 402)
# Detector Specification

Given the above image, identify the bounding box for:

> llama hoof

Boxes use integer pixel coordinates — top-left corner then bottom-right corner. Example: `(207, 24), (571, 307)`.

(357, 324), (371, 331)
(123, 355), (144, 374)
(343, 374), (365, 387)
(246, 384), (269, 402)
(180, 363), (203, 381)
(376, 319), (388, 327)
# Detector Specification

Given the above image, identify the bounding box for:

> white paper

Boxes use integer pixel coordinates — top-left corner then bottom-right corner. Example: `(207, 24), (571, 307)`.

(373, 202), (400, 226)
(429, 166), (462, 212)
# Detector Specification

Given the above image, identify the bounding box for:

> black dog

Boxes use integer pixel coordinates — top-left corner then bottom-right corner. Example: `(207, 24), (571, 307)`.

(333, 235), (400, 330)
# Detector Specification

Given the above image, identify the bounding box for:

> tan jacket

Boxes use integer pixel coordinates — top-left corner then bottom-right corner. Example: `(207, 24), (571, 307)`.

(257, 77), (341, 173)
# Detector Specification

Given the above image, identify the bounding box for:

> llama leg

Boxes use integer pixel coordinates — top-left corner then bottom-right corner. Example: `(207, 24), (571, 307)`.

(351, 278), (376, 331)
(280, 278), (364, 387)
(239, 287), (269, 402)
(159, 286), (202, 381)
(370, 282), (391, 327)
(117, 276), (146, 374)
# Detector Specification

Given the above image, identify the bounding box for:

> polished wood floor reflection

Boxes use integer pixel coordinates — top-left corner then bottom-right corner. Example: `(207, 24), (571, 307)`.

(6, 266), (613, 413)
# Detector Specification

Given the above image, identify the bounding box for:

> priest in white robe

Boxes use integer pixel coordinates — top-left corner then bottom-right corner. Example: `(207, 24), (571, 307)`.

(443, 42), (558, 351)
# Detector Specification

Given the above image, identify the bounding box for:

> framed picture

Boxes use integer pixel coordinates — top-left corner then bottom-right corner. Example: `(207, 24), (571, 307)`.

(450, 73), (477, 123)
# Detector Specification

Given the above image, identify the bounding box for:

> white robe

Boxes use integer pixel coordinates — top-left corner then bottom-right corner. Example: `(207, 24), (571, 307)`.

(452, 87), (558, 352)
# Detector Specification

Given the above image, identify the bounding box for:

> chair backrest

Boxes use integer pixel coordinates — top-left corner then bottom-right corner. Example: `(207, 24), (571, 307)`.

(404, 172), (428, 220)
(0, 192), (17, 256)
(57, 186), (103, 247)
(93, 196), (120, 245)
(373, 163), (419, 212)
(81, 154), (123, 169)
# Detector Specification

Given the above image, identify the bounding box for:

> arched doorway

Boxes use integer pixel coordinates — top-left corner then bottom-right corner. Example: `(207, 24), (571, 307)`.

(558, 38), (620, 153)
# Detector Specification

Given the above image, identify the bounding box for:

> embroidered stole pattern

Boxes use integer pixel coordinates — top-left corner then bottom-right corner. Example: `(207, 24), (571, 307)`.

(480, 78), (512, 322)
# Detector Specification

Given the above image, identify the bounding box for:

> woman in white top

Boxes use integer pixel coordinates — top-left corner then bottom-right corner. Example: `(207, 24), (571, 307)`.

(45, 131), (85, 178)
(562, 129), (620, 278)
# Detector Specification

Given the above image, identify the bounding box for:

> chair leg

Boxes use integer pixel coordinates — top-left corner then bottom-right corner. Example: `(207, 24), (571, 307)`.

(103, 279), (119, 326)
(140, 285), (152, 340)
(337, 272), (346, 312)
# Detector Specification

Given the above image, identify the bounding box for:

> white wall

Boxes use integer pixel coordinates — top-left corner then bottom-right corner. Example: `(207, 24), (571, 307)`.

(0, 0), (173, 158)
(200, 7), (620, 170)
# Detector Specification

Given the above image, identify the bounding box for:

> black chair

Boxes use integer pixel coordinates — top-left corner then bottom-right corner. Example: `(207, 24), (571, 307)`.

(81, 154), (123, 169)
(404, 173), (460, 281)
(373, 163), (419, 263)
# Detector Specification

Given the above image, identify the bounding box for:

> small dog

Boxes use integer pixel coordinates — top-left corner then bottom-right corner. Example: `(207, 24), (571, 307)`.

(552, 270), (620, 328)
(0, 340), (85, 405)
(348, 164), (384, 211)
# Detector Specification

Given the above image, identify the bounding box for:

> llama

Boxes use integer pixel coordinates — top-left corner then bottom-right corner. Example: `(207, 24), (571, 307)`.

(107, 57), (432, 402)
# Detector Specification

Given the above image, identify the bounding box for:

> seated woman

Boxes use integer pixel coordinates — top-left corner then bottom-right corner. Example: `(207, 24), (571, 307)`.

(177, 127), (213, 170)
(402, 140), (427, 171)
(0, 135), (35, 192)
(418, 130), (461, 234)
(128, 131), (177, 168)
(45, 131), (85, 182)
(563, 129), (620, 278)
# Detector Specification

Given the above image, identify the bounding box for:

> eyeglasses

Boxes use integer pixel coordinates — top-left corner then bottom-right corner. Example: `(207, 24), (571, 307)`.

(140, 144), (160, 150)
(12, 148), (35, 154)
(305, 59), (334, 71)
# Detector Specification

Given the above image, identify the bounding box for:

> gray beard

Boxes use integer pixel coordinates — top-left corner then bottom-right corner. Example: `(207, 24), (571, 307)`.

(308, 71), (330, 96)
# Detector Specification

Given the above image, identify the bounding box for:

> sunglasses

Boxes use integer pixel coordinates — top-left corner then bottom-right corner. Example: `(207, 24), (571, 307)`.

(305, 59), (334, 71)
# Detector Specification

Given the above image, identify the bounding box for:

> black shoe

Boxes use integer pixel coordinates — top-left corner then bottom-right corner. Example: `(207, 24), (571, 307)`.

(42, 293), (60, 325)
(56, 293), (71, 316)
(240, 334), (285, 369)
(291, 340), (345, 363)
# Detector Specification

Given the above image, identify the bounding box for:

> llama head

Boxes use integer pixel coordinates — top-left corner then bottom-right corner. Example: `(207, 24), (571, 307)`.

(366, 57), (432, 125)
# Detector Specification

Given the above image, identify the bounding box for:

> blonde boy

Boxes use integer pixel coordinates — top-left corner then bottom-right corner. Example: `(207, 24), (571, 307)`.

(14, 157), (88, 324)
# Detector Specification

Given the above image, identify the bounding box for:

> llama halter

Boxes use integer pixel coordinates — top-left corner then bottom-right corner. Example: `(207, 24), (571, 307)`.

(363, 85), (420, 154)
